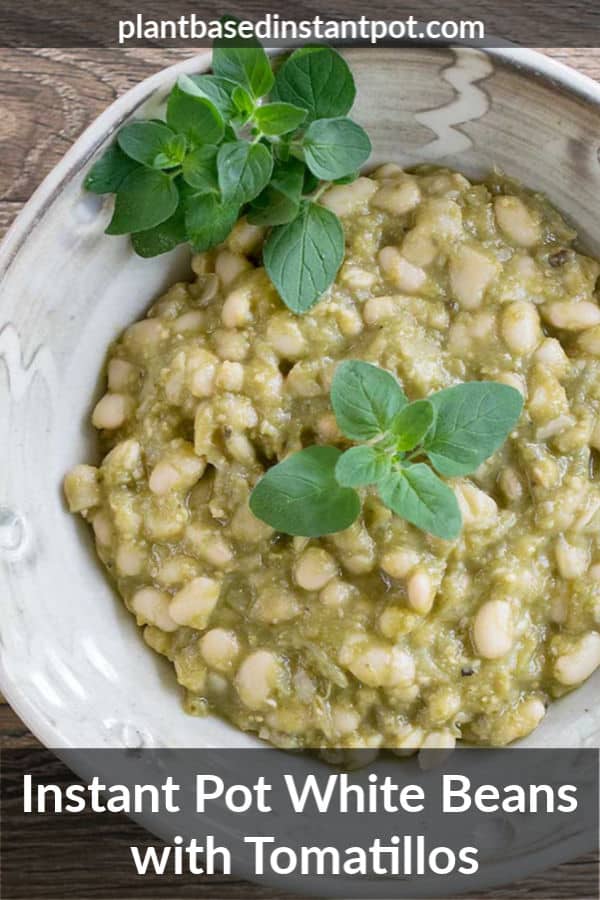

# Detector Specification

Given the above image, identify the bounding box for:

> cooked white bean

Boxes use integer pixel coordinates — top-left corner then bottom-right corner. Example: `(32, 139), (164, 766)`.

(541, 301), (600, 331)
(534, 338), (570, 375)
(200, 628), (239, 671)
(216, 361), (244, 392)
(185, 525), (233, 568)
(331, 706), (361, 736)
(555, 536), (589, 579)
(321, 177), (377, 217)
(116, 543), (145, 576)
(92, 393), (132, 430)
(401, 227), (437, 266)
(455, 482), (498, 530)
(372, 163), (404, 180)
(221, 285), (253, 329)
(294, 548), (338, 591)
(92, 510), (112, 546)
(371, 178), (421, 215)
(226, 217), (266, 255)
(319, 578), (355, 608)
(554, 632), (600, 685)
(267, 315), (307, 359)
(362, 295), (399, 325)
(286, 362), (322, 398)
(494, 196), (541, 247)
(149, 445), (206, 496)
(235, 650), (281, 710)
(213, 328), (249, 361)
(107, 358), (139, 392)
(501, 301), (541, 354)
(472, 599), (513, 659)
(498, 467), (523, 502)
(169, 576), (222, 629)
(378, 246), (426, 293)
(63, 464), (101, 512)
(341, 639), (415, 688)
(380, 548), (419, 579)
(123, 318), (168, 353)
(407, 569), (435, 615)
(215, 250), (253, 291)
(132, 587), (178, 632)
(251, 588), (300, 623)
(449, 245), (498, 310)
(340, 265), (378, 290)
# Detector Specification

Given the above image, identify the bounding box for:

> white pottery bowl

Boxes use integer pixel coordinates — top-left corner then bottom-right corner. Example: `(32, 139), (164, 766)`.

(2, 46), (600, 757)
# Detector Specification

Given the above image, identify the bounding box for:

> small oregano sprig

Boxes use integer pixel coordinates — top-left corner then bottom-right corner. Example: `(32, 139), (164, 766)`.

(85, 29), (371, 314)
(249, 362), (524, 540)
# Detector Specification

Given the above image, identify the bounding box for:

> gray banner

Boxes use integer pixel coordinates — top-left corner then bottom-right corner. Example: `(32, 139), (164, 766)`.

(1, 747), (598, 898)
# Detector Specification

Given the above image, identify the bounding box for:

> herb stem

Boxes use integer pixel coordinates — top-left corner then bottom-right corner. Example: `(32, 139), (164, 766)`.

(309, 181), (331, 203)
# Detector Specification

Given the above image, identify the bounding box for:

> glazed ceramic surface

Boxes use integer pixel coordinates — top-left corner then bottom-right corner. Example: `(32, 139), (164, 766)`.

(2, 44), (600, 898)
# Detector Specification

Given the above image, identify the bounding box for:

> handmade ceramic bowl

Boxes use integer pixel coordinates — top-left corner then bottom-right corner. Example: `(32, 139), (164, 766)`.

(3, 44), (600, 899)
(2, 46), (600, 754)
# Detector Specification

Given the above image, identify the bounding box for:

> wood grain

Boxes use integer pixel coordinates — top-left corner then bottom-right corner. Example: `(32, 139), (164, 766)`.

(0, 46), (599, 898)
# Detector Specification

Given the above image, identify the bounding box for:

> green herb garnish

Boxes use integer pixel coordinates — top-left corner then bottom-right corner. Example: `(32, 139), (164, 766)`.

(85, 29), (370, 314)
(249, 362), (523, 540)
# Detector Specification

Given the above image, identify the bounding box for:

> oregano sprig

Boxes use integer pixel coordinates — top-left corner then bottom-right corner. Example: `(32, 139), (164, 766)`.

(85, 28), (371, 314)
(249, 363), (524, 540)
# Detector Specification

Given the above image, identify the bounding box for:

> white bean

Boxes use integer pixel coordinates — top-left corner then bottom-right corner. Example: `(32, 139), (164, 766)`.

(555, 535), (589, 579)
(501, 301), (541, 354)
(472, 599), (513, 659)
(449, 245), (498, 310)
(251, 589), (300, 623)
(378, 246), (426, 293)
(216, 361), (244, 392)
(185, 525), (233, 568)
(215, 250), (253, 291)
(371, 179), (421, 215)
(92, 393), (132, 430)
(169, 576), (222, 629)
(200, 628), (239, 671)
(534, 338), (570, 375)
(116, 543), (145, 576)
(541, 301), (600, 331)
(294, 547), (338, 591)
(319, 578), (355, 608)
(107, 358), (139, 392)
(380, 548), (419, 579)
(554, 632), (600, 686)
(342, 639), (415, 688)
(362, 295), (399, 326)
(331, 706), (361, 736)
(321, 177), (377, 217)
(221, 285), (252, 329)
(132, 587), (178, 632)
(267, 315), (307, 359)
(63, 464), (101, 512)
(455, 482), (498, 530)
(494, 196), (541, 247)
(407, 569), (435, 615)
(235, 650), (281, 710)
(227, 217), (266, 255)
(92, 510), (112, 546)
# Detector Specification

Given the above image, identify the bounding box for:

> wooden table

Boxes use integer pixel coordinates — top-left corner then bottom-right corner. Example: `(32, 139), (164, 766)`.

(0, 46), (598, 899)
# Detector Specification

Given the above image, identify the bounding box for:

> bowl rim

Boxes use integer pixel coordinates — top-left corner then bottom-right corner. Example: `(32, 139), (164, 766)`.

(2, 44), (600, 750)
